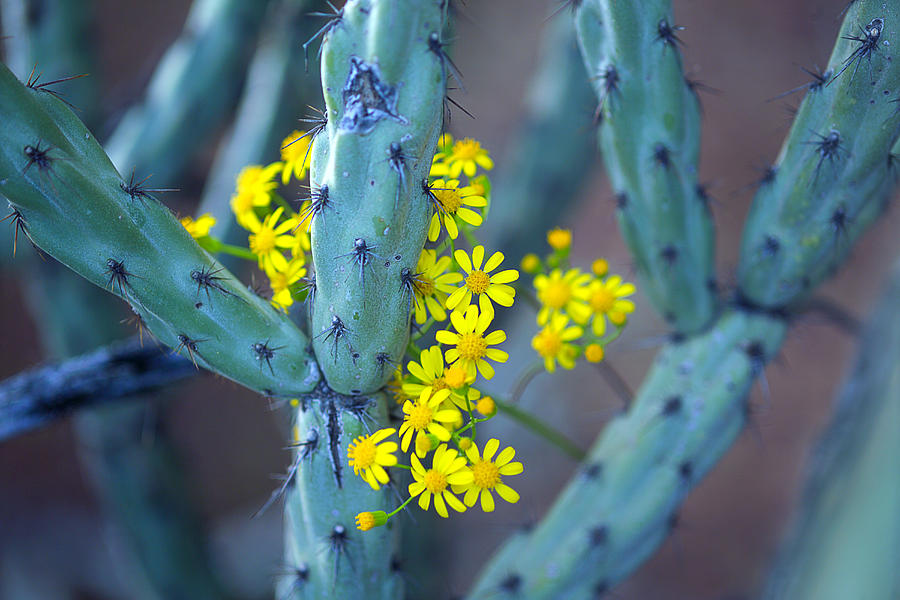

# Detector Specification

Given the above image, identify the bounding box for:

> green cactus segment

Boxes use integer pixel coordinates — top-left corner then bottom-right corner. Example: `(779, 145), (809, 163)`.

(763, 261), (900, 600)
(279, 389), (402, 599)
(468, 309), (786, 599)
(0, 62), (319, 396)
(309, 0), (445, 394)
(104, 0), (269, 185)
(575, 0), (715, 334)
(738, 0), (900, 309)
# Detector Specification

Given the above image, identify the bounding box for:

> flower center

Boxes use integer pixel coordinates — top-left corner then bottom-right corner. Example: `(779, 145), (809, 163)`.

(458, 333), (488, 361)
(423, 469), (448, 493)
(541, 280), (571, 309)
(407, 401), (434, 430)
(250, 227), (277, 255)
(347, 437), (376, 470)
(590, 288), (615, 313)
(465, 270), (491, 294)
(471, 460), (501, 489)
(434, 188), (462, 213)
(414, 275), (435, 296)
(533, 329), (562, 358)
(453, 139), (481, 160)
(431, 377), (449, 392)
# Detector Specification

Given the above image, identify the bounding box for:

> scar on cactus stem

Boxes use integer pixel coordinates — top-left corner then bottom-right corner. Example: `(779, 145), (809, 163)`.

(316, 315), (353, 361)
(340, 57), (406, 133)
(661, 395), (683, 417)
(191, 266), (239, 303)
(761, 234), (781, 258)
(252, 341), (283, 375)
(120, 168), (178, 202)
(832, 17), (884, 83)
(302, 0), (343, 70)
(660, 244), (679, 268)
(104, 258), (140, 296)
(499, 573), (523, 594)
(174, 334), (204, 369)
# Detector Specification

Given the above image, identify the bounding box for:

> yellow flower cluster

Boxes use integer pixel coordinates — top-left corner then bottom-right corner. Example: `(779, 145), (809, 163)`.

(350, 136), (524, 529)
(522, 230), (635, 372)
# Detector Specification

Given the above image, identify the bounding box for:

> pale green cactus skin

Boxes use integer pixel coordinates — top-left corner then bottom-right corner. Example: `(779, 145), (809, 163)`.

(468, 310), (786, 598)
(308, 0), (446, 395)
(278, 391), (402, 600)
(738, 2), (900, 309)
(0, 62), (319, 397)
(575, 0), (715, 334)
(763, 259), (900, 600)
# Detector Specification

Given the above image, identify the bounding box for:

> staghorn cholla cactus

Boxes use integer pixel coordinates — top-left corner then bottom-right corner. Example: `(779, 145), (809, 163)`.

(2, 0), (900, 599)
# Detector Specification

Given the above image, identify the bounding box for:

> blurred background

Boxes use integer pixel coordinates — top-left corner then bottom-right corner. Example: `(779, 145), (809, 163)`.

(1, 0), (898, 598)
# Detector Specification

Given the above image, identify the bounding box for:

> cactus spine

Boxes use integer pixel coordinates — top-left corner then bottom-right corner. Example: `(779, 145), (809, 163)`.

(575, 0), (715, 334)
(308, 0), (446, 394)
(0, 62), (319, 397)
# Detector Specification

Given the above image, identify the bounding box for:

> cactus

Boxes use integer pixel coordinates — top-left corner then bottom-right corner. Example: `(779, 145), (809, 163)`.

(308, 0), (446, 394)
(763, 258), (900, 600)
(0, 61), (319, 397)
(278, 391), (402, 599)
(737, 8), (900, 309)
(575, 0), (715, 334)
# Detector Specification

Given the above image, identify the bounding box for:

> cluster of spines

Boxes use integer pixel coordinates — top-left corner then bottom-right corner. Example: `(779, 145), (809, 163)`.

(306, 0), (448, 394)
(574, 0), (716, 335)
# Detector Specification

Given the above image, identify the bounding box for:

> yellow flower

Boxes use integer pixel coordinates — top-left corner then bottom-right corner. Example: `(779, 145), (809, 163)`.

(531, 313), (583, 372)
(534, 268), (591, 325)
(427, 178), (487, 242)
(454, 439), (522, 513)
(586, 275), (636, 335)
(247, 206), (298, 273)
(409, 444), (473, 518)
(592, 258), (609, 277)
(446, 246), (518, 319)
(585, 343), (605, 363)
(521, 253), (541, 274)
(547, 228), (572, 250)
(180, 213), (216, 238)
(410, 249), (462, 324)
(280, 130), (312, 184)
(264, 256), (306, 312)
(447, 138), (494, 178)
(347, 428), (398, 490)
(385, 367), (412, 405)
(355, 510), (388, 531)
(475, 395), (496, 417)
(398, 388), (460, 456)
(231, 163), (281, 227)
(435, 305), (508, 380)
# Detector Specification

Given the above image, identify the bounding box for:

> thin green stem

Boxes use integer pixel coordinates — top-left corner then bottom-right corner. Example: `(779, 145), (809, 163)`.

(509, 360), (544, 404)
(493, 398), (585, 461)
